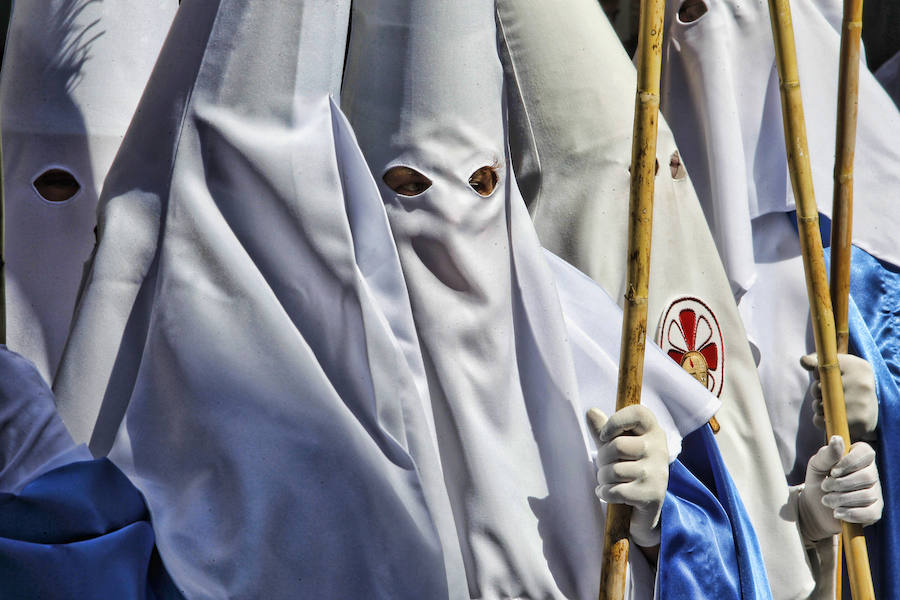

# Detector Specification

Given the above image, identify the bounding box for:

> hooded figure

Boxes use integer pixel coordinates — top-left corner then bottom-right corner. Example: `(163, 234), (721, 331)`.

(342, 0), (768, 598)
(660, 0), (889, 595)
(495, 1), (803, 597)
(52, 0), (471, 597)
(343, 4), (606, 595)
(660, 0), (900, 300)
(0, 0), (176, 382)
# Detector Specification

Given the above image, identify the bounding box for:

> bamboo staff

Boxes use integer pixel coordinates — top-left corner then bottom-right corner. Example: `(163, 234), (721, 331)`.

(597, 0), (665, 596)
(830, 0), (862, 357)
(766, 0), (874, 598)
(829, 0), (863, 593)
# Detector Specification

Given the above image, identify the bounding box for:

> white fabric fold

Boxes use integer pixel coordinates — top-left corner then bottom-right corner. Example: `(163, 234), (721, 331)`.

(547, 251), (720, 460)
(737, 213), (823, 483)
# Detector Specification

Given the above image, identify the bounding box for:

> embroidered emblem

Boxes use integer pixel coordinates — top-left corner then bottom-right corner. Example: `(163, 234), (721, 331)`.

(657, 296), (725, 397)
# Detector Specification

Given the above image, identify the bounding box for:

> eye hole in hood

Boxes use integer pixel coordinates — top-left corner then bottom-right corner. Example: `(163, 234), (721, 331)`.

(677, 0), (708, 23)
(383, 166), (433, 196)
(33, 169), (81, 202)
(468, 165), (498, 196)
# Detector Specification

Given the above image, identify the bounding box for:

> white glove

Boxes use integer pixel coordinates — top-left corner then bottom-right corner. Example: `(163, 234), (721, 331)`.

(800, 353), (878, 441)
(587, 405), (669, 548)
(798, 436), (883, 543)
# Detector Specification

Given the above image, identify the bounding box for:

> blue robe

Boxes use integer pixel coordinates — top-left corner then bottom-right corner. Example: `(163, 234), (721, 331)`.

(0, 458), (184, 599)
(841, 245), (900, 599)
(661, 425), (773, 600)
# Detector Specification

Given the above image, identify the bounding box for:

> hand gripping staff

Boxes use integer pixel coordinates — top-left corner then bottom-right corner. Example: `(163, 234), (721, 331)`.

(766, 0), (875, 597)
(597, 0), (665, 596)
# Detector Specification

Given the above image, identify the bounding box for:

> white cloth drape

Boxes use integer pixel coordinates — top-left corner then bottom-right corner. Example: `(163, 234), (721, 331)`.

(0, 347), (91, 494)
(659, 0), (900, 481)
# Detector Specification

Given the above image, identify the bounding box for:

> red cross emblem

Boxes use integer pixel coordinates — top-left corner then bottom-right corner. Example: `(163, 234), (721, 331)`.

(657, 296), (725, 397)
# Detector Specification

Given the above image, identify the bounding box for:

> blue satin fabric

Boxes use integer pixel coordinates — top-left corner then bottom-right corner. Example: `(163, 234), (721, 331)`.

(660, 425), (773, 600)
(843, 245), (900, 599)
(0, 458), (184, 599)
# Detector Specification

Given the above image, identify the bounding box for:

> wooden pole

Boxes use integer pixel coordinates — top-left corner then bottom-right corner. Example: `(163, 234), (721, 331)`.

(830, 0), (862, 358)
(766, 0), (874, 597)
(830, 1), (863, 595)
(598, 0), (664, 595)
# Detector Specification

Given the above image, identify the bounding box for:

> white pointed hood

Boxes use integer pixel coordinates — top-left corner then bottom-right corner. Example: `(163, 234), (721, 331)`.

(342, 0), (505, 185)
(660, 0), (900, 295)
(343, 1), (718, 597)
(52, 1), (469, 597)
(0, 0), (176, 381)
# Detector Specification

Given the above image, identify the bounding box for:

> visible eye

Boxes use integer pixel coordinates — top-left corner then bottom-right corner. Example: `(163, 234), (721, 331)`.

(33, 168), (80, 202)
(383, 166), (432, 196)
(677, 0), (708, 23)
(468, 165), (498, 196)
(669, 150), (687, 180)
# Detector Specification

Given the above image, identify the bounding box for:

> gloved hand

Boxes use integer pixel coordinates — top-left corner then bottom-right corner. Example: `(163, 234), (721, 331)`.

(798, 435), (883, 543)
(800, 353), (878, 441)
(586, 405), (669, 548)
